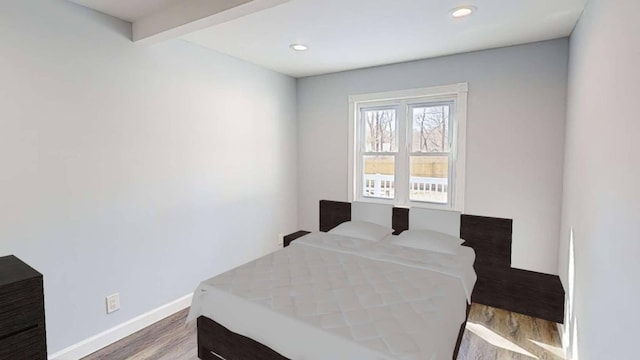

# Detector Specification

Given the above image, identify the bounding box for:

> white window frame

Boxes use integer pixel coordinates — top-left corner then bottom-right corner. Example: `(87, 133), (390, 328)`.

(348, 83), (468, 212)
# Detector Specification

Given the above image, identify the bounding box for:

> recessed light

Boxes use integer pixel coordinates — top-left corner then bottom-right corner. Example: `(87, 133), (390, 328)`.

(450, 6), (476, 18)
(289, 44), (309, 51)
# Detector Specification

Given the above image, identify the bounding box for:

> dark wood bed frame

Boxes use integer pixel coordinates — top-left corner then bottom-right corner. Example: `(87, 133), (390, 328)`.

(196, 200), (500, 360)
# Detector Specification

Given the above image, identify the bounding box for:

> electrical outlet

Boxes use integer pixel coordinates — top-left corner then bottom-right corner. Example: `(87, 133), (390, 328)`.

(278, 233), (284, 246)
(106, 293), (120, 314)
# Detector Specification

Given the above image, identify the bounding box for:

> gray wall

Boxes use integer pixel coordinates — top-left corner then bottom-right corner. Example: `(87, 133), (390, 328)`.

(559, 0), (640, 357)
(297, 39), (569, 275)
(0, 0), (297, 353)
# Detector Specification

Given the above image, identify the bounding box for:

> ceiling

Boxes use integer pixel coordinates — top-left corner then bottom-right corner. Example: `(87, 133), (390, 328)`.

(68, 0), (586, 78)
(68, 0), (183, 22)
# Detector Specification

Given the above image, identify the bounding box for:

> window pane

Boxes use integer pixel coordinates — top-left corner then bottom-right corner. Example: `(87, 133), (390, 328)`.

(411, 105), (450, 153)
(363, 155), (395, 199)
(410, 156), (448, 203)
(362, 109), (397, 152)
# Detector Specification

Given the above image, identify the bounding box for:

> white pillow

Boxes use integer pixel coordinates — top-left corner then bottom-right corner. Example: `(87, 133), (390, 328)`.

(328, 221), (393, 242)
(391, 229), (464, 254)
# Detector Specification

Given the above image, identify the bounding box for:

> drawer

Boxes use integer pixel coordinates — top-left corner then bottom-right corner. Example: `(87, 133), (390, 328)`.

(0, 277), (45, 339)
(0, 324), (46, 360)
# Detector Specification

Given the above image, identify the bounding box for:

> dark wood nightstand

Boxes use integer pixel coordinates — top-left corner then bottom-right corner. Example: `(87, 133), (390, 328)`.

(460, 214), (565, 323)
(472, 267), (565, 323)
(283, 231), (311, 247)
(0, 255), (47, 359)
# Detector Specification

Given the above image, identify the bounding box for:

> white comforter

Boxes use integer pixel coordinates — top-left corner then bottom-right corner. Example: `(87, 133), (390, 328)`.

(188, 232), (476, 360)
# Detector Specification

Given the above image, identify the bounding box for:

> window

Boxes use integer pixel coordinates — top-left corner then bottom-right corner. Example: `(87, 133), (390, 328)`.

(348, 83), (467, 211)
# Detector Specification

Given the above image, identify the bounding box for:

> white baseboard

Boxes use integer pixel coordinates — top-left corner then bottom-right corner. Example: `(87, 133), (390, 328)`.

(49, 293), (193, 360)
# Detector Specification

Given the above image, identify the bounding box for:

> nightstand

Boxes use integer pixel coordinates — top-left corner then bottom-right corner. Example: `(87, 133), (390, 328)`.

(472, 266), (565, 323)
(283, 231), (311, 247)
(0, 255), (47, 359)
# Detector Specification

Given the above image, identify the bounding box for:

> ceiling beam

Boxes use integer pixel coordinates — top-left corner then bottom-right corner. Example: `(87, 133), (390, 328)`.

(133, 0), (291, 44)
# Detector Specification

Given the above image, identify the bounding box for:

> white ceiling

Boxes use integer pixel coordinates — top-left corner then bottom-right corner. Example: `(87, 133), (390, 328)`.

(182, 0), (586, 77)
(68, 0), (183, 22)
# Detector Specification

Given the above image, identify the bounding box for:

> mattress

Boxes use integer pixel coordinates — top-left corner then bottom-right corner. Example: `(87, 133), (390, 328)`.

(188, 232), (476, 360)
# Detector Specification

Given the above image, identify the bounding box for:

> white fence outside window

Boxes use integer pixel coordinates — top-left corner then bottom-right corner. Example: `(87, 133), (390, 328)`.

(363, 174), (448, 203)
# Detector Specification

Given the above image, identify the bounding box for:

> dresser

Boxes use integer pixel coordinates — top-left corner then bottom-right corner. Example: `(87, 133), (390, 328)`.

(0, 255), (47, 360)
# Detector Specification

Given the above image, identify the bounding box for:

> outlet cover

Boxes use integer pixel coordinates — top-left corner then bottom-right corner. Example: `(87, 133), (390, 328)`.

(106, 293), (120, 314)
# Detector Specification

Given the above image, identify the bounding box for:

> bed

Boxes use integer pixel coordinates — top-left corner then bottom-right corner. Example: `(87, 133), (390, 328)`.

(187, 200), (476, 360)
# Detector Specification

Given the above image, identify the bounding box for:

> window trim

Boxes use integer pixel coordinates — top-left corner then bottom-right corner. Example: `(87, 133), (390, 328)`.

(348, 83), (468, 212)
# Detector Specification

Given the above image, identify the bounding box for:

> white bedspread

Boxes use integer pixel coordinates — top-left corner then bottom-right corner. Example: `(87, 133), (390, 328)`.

(188, 232), (476, 360)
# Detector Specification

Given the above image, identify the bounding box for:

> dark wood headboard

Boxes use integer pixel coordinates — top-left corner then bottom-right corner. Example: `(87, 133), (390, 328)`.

(392, 207), (409, 235)
(318, 200), (511, 268)
(318, 200), (512, 270)
(319, 200), (351, 232)
(319, 200), (411, 234)
(460, 214), (512, 269)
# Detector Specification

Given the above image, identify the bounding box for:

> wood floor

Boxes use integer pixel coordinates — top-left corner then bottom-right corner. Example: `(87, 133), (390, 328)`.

(82, 304), (564, 360)
(458, 305), (564, 360)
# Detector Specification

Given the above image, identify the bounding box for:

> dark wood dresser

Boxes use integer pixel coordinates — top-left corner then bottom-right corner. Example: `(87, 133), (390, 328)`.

(0, 255), (47, 360)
